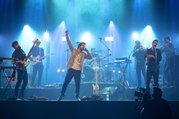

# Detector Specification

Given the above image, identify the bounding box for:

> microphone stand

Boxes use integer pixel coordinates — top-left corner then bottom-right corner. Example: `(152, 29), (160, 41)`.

(99, 38), (112, 65)
(99, 38), (112, 82)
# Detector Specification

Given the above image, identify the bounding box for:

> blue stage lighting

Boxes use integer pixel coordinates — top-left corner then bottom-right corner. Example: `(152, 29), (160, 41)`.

(132, 32), (139, 40)
(105, 36), (114, 42)
(43, 30), (50, 41)
(80, 32), (93, 47)
(141, 25), (157, 48)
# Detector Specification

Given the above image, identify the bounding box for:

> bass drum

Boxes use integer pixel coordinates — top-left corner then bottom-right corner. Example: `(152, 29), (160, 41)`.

(81, 66), (95, 82)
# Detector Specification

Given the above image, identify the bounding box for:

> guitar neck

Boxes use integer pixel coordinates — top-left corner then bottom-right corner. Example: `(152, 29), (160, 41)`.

(25, 42), (36, 61)
(95, 69), (98, 85)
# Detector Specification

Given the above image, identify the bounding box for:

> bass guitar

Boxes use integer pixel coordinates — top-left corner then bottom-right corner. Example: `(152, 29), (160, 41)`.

(92, 65), (99, 95)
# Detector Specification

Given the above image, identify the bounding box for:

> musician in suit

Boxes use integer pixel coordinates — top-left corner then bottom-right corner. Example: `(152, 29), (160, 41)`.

(58, 31), (92, 101)
(145, 40), (162, 92)
(30, 40), (44, 87)
(12, 41), (28, 99)
(132, 40), (146, 89)
(161, 36), (175, 87)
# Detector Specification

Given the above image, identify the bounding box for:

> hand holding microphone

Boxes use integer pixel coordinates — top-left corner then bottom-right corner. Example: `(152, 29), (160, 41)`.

(84, 48), (88, 52)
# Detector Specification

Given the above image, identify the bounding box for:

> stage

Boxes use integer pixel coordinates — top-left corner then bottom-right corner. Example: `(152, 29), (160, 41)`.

(1, 0), (179, 118)
(0, 101), (179, 119)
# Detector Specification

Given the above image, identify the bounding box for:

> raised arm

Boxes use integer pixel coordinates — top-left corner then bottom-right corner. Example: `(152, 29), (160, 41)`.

(65, 30), (74, 51)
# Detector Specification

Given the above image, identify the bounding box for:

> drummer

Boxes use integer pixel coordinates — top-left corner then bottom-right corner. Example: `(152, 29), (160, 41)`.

(91, 48), (98, 58)
(83, 48), (98, 67)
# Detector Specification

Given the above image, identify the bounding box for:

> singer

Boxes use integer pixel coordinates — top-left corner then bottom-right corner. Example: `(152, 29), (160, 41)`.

(145, 40), (162, 92)
(58, 30), (92, 101)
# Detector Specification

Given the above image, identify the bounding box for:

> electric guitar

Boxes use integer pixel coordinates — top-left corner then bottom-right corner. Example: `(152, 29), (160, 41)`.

(30, 53), (55, 66)
(14, 38), (39, 69)
(92, 65), (99, 95)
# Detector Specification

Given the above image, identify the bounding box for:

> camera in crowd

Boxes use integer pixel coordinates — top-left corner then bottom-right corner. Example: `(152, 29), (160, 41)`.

(134, 88), (151, 103)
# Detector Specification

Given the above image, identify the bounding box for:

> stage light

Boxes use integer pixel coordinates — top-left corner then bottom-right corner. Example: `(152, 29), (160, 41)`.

(57, 69), (61, 72)
(24, 25), (30, 32)
(109, 21), (114, 27)
(21, 25), (36, 39)
(112, 70), (115, 73)
(18, 25), (38, 53)
(146, 25), (152, 32)
(118, 70), (121, 74)
(132, 32), (139, 40)
(141, 25), (157, 48)
(53, 20), (67, 42)
(61, 37), (66, 42)
(105, 37), (114, 42)
(61, 21), (65, 26)
(80, 32), (93, 46)
(23, 25), (34, 35)
(43, 30), (50, 41)
(82, 32), (92, 41)
(62, 69), (65, 72)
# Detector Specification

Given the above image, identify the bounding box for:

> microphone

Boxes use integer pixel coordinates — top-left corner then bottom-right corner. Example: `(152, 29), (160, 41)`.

(84, 48), (88, 52)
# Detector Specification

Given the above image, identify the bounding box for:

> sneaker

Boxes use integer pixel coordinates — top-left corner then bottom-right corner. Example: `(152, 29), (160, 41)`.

(76, 97), (81, 101)
(57, 95), (64, 101)
(16, 98), (25, 101)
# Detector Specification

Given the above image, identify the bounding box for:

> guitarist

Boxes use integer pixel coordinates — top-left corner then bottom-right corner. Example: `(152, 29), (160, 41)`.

(12, 41), (28, 100)
(30, 40), (44, 87)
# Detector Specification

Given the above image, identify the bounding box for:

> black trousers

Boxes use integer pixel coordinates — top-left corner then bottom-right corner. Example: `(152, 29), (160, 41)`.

(146, 66), (159, 91)
(163, 57), (174, 86)
(136, 62), (146, 88)
(15, 69), (28, 98)
(31, 63), (43, 87)
(61, 68), (81, 98)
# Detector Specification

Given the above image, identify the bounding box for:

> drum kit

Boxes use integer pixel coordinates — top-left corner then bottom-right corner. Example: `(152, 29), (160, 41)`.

(81, 49), (111, 82)
(81, 48), (132, 91)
